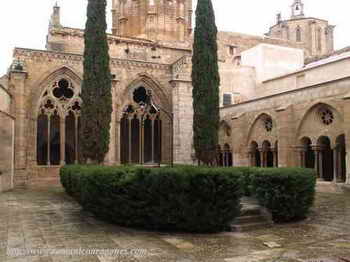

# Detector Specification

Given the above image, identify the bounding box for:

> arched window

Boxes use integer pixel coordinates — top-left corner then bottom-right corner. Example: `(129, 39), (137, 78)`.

(120, 87), (162, 165)
(37, 78), (82, 166)
(296, 26), (302, 42)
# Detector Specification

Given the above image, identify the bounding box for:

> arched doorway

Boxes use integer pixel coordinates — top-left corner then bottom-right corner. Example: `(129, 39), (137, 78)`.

(317, 136), (333, 181)
(120, 87), (163, 165)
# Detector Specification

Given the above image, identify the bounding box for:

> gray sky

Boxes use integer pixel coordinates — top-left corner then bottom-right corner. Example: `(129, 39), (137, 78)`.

(0, 0), (348, 75)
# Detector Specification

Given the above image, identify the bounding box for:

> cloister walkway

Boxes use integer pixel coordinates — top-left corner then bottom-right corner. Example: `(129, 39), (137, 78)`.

(0, 178), (350, 262)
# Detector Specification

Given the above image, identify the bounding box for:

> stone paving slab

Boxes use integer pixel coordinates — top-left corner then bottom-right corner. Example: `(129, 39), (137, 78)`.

(0, 182), (350, 262)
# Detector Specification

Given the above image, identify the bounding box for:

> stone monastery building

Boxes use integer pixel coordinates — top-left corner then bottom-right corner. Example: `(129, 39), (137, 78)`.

(1, 0), (350, 192)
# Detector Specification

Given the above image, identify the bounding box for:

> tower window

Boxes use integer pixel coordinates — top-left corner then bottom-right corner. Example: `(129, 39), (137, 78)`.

(296, 26), (302, 42)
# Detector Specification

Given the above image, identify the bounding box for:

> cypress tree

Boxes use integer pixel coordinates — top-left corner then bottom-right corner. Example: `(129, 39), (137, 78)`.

(192, 0), (220, 165)
(80, 0), (112, 163)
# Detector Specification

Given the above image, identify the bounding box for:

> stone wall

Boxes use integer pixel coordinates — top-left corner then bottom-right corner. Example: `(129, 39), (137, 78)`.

(0, 85), (14, 192)
(11, 47), (178, 182)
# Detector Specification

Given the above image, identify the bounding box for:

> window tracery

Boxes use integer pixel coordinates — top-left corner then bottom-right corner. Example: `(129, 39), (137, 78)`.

(319, 108), (334, 126)
(37, 78), (82, 166)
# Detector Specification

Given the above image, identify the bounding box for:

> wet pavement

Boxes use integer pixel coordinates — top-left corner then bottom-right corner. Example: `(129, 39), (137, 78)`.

(0, 178), (350, 262)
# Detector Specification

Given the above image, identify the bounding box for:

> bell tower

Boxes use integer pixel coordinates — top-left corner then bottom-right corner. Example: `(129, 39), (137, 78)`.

(291, 0), (304, 19)
(112, 0), (193, 41)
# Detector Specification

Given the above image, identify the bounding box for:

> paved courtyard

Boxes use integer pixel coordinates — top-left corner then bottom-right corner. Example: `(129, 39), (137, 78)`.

(1, 179), (350, 262)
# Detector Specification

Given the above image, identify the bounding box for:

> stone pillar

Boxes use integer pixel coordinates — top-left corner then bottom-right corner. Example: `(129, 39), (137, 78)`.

(171, 80), (193, 164)
(74, 117), (79, 164)
(106, 81), (118, 165)
(47, 117), (51, 166)
(60, 117), (66, 165)
(259, 148), (264, 167)
(319, 149), (324, 181)
(276, 107), (296, 167)
(272, 148), (278, 167)
(9, 70), (28, 185)
(128, 118), (132, 163)
(151, 119), (155, 163)
(343, 99), (350, 185)
(312, 146), (320, 179)
(333, 146), (338, 183)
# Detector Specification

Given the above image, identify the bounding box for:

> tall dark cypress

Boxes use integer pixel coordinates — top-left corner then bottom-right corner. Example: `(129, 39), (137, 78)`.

(80, 0), (112, 163)
(192, 0), (220, 165)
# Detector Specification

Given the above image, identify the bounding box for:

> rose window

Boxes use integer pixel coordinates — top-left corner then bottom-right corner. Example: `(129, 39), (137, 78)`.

(319, 108), (334, 125)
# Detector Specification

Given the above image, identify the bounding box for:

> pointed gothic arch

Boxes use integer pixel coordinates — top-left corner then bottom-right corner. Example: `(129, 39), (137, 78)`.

(297, 102), (344, 144)
(36, 69), (82, 166)
(118, 75), (170, 165)
(247, 113), (277, 146)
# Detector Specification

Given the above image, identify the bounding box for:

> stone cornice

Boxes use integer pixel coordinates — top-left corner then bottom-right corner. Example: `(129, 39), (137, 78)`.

(13, 48), (171, 70)
(49, 27), (192, 52)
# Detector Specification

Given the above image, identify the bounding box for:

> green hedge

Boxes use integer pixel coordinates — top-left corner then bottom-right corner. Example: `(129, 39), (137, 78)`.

(251, 168), (316, 223)
(60, 165), (316, 231)
(60, 165), (242, 233)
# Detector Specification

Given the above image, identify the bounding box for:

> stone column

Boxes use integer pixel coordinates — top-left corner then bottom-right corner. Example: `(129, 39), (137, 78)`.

(151, 119), (155, 163)
(319, 149), (324, 181)
(333, 146), (338, 183)
(343, 99), (350, 185)
(312, 146), (320, 179)
(272, 148), (278, 167)
(74, 117), (79, 164)
(47, 117), (51, 166)
(60, 117), (66, 165)
(106, 81), (118, 165)
(128, 118), (132, 163)
(258, 148), (264, 167)
(170, 79), (193, 164)
(139, 118), (142, 164)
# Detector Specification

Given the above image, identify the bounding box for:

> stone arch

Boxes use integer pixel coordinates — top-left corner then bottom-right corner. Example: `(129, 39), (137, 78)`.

(297, 102), (344, 146)
(119, 73), (170, 116)
(35, 67), (82, 166)
(118, 74), (171, 165)
(247, 113), (277, 147)
(33, 66), (82, 116)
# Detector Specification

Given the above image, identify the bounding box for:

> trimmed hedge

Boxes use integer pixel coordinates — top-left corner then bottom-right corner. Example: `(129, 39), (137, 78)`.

(60, 165), (242, 233)
(251, 168), (316, 223)
(60, 165), (316, 232)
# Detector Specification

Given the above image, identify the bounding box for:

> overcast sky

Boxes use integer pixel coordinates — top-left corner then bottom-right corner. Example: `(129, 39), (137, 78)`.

(0, 0), (348, 75)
